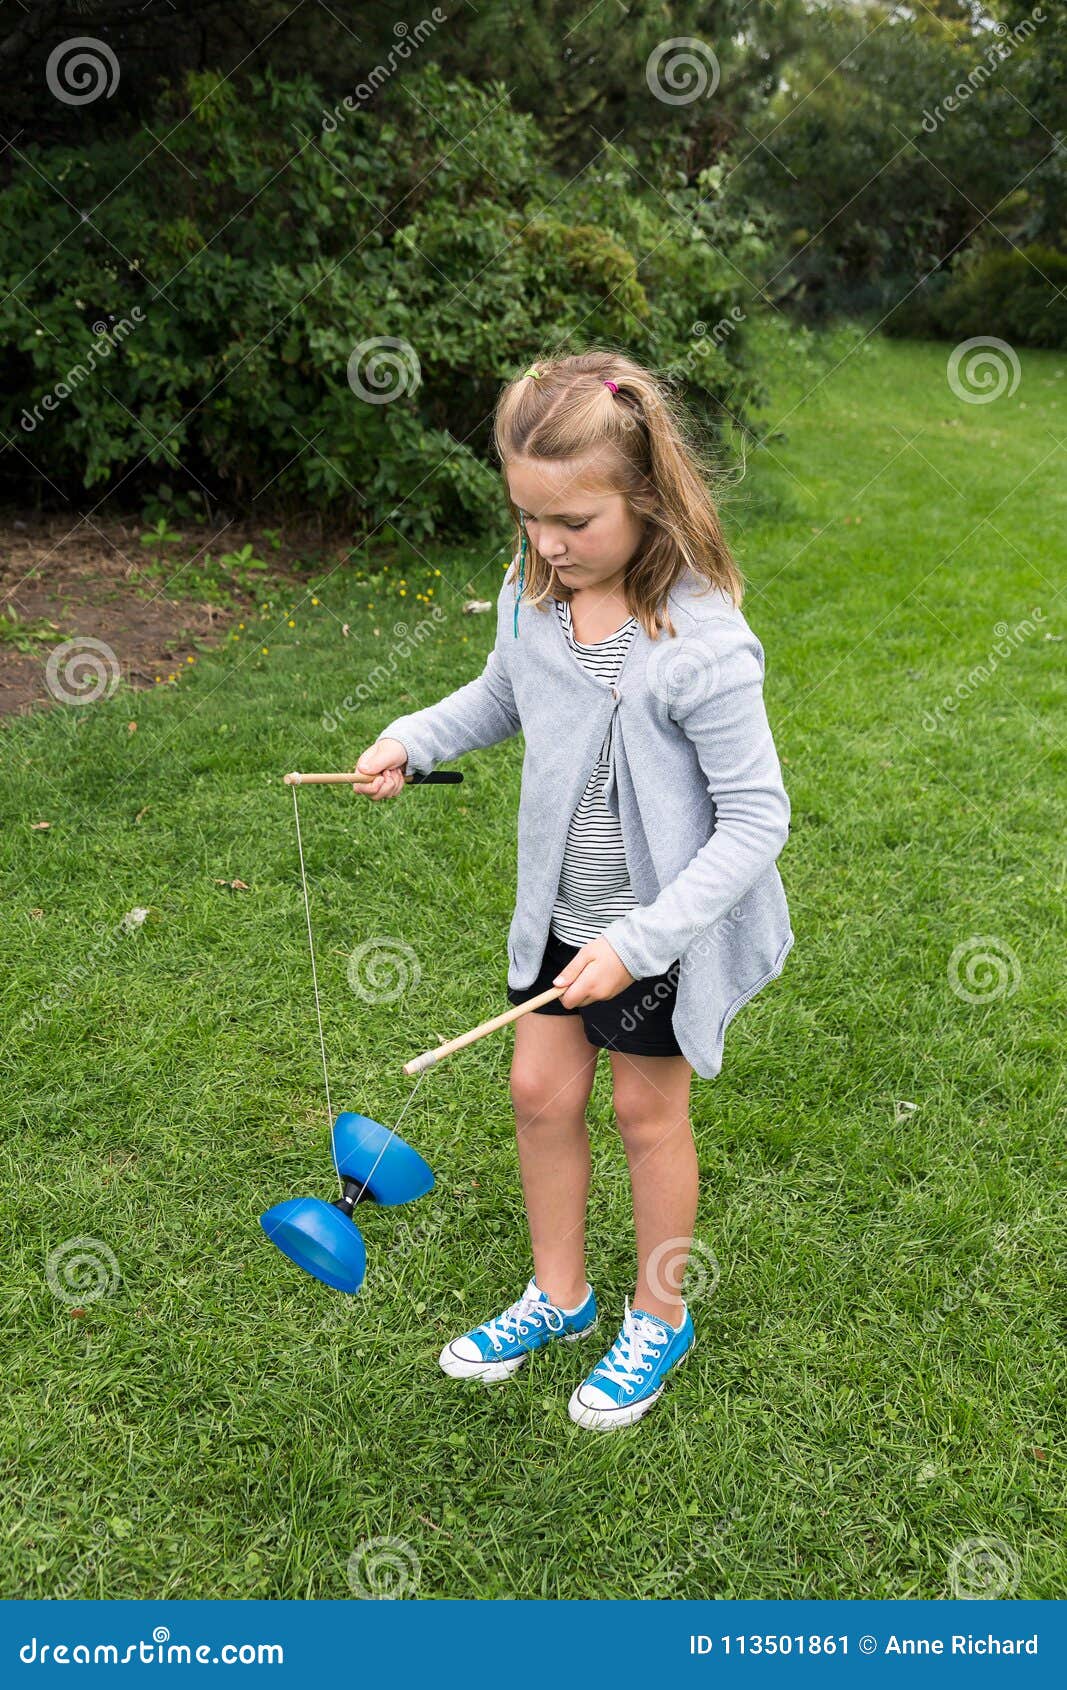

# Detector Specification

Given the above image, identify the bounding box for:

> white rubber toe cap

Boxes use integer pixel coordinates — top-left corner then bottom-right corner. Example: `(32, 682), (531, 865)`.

(568, 1379), (664, 1429)
(448, 1336), (482, 1364)
(439, 1337), (523, 1382)
(574, 1383), (616, 1412)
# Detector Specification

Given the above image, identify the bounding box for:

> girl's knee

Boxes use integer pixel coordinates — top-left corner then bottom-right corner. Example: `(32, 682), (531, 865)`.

(510, 1057), (593, 1125)
(611, 1055), (694, 1147)
(612, 1093), (693, 1150)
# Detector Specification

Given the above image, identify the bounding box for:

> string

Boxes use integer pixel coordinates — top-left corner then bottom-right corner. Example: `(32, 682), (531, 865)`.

(291, 783), (341, 1193)
(348, 1065), (429, 1205)
(290, 781), (431, 1207)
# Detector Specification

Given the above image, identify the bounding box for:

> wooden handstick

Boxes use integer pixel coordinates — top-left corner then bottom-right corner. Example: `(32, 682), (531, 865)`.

(402, 987), (566, 1075)
(283, 770), (463, 787)
(285, 771), (391, 788)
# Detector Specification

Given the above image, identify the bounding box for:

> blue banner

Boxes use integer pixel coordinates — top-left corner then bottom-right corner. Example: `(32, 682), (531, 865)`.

(2, 1600), (1063, 1684)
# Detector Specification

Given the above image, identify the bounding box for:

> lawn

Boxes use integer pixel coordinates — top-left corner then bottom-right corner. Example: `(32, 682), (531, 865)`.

(3, 326), (1063, 1600)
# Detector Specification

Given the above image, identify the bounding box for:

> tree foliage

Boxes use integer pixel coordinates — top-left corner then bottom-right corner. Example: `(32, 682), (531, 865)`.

(1, 64), (772, 525)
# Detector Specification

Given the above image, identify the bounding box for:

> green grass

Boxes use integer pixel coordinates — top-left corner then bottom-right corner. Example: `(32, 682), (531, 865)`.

(2, 328), (1064, 1600)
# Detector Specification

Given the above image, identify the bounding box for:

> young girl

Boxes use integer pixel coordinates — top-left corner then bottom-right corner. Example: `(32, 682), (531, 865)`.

(354, 350), (794, 1431)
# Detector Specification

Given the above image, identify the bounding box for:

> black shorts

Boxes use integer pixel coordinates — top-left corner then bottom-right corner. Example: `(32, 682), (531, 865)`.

(507, 928), (684, 1058)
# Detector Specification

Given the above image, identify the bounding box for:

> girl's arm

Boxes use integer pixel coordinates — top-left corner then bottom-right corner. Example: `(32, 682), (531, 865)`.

(600, 617), (790, 980)
(374, 575), (520, 774)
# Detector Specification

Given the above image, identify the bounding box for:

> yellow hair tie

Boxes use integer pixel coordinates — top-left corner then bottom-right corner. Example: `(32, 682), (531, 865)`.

(523, 364), (542, 379)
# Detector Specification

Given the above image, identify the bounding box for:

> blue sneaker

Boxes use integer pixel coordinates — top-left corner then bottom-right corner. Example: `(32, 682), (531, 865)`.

(439, 1276), (598, 1383)
(568, 1297), (695, 1429)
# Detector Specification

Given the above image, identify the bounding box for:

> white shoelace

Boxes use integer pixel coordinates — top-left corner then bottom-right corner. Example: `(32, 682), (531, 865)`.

(481, 1285), (564, 1353)
(593, 1299), (670, 1389)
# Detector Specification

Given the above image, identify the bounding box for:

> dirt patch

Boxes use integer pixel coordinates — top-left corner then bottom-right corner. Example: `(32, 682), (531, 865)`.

(0, 513), (329, 719)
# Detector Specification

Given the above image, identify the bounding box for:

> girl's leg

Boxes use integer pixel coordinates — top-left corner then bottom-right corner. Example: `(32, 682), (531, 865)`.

(510, 1011), (600, 1309)
(608, 1051), (697, 1328)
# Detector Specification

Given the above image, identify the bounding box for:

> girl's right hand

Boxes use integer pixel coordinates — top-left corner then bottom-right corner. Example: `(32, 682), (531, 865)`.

(352, 737), (409, 800)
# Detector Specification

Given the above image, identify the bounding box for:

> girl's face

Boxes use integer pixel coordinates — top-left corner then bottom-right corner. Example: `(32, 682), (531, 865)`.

(506, 451), (645, 596)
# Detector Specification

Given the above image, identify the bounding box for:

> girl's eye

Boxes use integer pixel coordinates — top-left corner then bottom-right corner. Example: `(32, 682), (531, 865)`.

(519, 511), (588, 531)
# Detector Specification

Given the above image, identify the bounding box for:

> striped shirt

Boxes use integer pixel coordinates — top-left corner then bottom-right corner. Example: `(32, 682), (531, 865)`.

(550, 596), (640, 947)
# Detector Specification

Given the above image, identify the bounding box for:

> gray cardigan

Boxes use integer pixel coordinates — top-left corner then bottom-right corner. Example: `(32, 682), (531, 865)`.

(378, 564), (795, 1079)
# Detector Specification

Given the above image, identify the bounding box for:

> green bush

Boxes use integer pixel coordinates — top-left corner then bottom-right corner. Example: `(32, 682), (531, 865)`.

(887, 245), (1067, 349)
(0, 64), (770, 540)
(937, 245), (1067, 349)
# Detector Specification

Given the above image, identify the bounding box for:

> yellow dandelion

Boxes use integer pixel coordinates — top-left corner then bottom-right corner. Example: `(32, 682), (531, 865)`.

(434, 568), (441, 576)
(399, 588), (407, 596)
(311, 596), (319, 606)
(238, 622), (245, 629)
(186, 655), (195, 663)
(288, 619), (295, 627)
(261, 646), (269, 655)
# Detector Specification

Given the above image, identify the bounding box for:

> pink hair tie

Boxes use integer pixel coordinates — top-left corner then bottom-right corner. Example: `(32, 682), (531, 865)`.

(603, 380), (619, 393)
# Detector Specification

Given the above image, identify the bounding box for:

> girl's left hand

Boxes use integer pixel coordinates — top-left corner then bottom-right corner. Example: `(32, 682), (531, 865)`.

(552, 938), (635, 1008)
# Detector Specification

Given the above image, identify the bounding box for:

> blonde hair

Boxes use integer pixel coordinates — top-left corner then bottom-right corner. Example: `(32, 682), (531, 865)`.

(492, 348), (744, 640)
